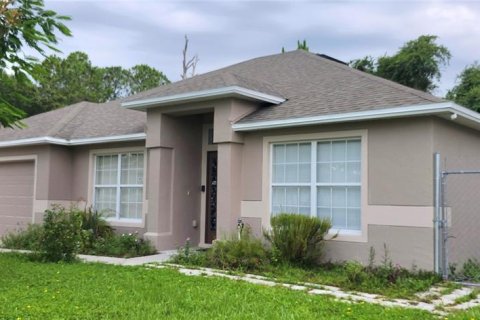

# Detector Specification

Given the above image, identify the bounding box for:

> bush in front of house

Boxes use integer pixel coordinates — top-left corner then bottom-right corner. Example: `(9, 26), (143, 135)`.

(264, 213), (332, 266)
(170, 238), (207, 266)
(87, 232), (156, 258)
(171, 228), (270, 271)
(0, 224), (43, 251)
(40, 205), (83, 262)
(0, 206), (156, 261)
(205, 228), (270, 271)
(78, 207), (114, 252)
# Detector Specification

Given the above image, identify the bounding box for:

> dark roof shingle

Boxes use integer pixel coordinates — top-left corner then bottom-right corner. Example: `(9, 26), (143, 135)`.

(0, 101), (146, 142)
(126, 50), (444, 124)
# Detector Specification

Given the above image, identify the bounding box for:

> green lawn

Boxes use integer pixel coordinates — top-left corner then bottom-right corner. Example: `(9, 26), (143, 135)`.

(0, 253), (479, 320)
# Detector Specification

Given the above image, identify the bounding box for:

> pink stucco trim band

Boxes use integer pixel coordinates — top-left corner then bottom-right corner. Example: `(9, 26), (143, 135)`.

(0, 133), (146, 148)
(121, 86), (286, 110)
(232, 102), (480, 131)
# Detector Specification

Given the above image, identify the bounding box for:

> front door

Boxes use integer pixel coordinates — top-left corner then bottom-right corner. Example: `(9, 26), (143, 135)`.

(205, 151), (218, 243)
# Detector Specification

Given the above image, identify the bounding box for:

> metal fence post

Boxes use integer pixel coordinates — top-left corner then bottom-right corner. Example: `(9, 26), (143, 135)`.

(441, 173), (449, 280)
(433, 153), (441, 275)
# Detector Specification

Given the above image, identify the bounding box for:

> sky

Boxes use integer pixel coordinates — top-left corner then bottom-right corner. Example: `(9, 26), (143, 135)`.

(40, 0), (480, 97)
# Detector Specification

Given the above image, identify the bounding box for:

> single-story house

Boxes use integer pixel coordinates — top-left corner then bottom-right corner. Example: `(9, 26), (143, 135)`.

(1, 50), (480, 269)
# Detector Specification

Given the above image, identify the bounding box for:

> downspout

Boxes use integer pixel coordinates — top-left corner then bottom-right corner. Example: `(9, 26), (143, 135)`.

(433, 152), (441, 274)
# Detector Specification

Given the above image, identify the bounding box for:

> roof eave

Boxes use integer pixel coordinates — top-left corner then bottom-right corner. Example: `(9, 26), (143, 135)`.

(232, 102), (480, 131)
(121, 86), (286, 110)
(0, 133), (146, 148)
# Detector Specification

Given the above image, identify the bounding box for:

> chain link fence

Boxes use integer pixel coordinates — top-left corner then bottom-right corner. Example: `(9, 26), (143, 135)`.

(435, 153), (480, 282)
(444, 173), (480, 280)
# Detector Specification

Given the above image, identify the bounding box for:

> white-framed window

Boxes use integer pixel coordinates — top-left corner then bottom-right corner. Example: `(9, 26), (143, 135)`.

(271, 138), (361, 233)
(93, 152), (144, 221)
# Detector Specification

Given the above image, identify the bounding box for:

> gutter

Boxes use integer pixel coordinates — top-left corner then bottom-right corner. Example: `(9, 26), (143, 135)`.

(232, 102), (479, 131)
(0, 133), (146, 148)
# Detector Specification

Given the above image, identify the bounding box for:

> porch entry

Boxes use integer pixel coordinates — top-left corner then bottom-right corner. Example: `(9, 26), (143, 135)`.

(205, 151), (217, 243)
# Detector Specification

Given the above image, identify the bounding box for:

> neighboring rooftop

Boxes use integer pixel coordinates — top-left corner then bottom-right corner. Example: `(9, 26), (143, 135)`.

(0, 100), (146, 143)
(124, 50), (444, 124)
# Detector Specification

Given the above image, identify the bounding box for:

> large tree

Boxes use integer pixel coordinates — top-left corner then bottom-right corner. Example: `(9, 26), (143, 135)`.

(36, 51), (105, 109)
(447, 63), (480, 112)
(8, 51), (170, 115)
(350, 35), (451, 92)
(128, 64), (169, 95)
(0, 0), (71, 127)
(0, 71), (43, 115)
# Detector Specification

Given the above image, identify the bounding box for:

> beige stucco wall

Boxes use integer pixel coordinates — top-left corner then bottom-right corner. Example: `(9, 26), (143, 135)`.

(433, 118), (480, 266)
(144, 111), (203, 249)
(0, 141), (148, 235)
(238, 117), (437, 269)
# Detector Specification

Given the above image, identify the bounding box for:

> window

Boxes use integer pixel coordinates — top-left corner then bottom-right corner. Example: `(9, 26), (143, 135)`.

(94, 152), (144, 221)
(271, 139), (361, 232)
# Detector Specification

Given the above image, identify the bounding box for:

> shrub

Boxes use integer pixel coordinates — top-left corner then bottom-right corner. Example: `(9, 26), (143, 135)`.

(171, 238), (207, 266)
(89, 232), (156, 258)
(1, 206), (156, 259)
(459, 258), (480, 282)
(78, 207), (113, 251)
(205, 228), (270, 271)
(1, 224), (43, 250)
(40, 205), (82, 262)
(264, 213), (332, 266)
(344, 261), (367, 285)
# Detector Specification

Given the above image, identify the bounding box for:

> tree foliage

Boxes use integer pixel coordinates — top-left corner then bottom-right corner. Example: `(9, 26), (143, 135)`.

(0, 0), (71, 127)
(282, 39), (310, 53)
(447, 63), (480, 112)
(129, 64), (169, 95)
(2, 51), (170, 117)
(350, 35), (451, 92)
(297, 39), (309, 52)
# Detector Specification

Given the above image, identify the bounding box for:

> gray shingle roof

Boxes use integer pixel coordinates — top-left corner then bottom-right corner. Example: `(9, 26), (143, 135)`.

(0, 100), (146, 142)
(126, 50), (444, 124)
(0, 49), (445, 144)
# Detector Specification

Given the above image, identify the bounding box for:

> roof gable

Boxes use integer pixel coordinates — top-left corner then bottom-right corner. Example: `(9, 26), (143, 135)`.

(124, 50), (443, 124)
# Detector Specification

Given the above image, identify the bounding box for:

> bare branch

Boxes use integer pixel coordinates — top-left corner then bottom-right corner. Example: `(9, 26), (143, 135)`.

(181, 35), (199, 80)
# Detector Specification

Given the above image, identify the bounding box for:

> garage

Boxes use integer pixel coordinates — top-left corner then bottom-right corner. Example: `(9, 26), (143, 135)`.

(0, 160), (35, 237)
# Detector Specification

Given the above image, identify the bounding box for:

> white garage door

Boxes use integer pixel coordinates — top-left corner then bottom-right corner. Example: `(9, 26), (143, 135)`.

(0, 161), (35, 237)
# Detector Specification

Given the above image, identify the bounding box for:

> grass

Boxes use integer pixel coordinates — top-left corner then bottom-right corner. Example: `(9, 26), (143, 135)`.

(256, 263), (439, 299)
(173, 253), (440, 300)
(0, 253), (450, 320)
(455, 289), (480, 305)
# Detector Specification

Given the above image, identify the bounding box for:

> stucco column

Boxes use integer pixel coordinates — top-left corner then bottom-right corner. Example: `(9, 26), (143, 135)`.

(144, 146), (174, 248)
(216, 142), (243, 237)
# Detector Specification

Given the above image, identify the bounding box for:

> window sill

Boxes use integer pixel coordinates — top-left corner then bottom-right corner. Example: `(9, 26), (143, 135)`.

(328, 229), (366, 243)
(106, 218), (144, 228)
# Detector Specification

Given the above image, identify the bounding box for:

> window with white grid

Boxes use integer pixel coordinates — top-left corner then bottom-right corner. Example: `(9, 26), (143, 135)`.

(271, 139), (361, 232)
(94, 152), (144, 221)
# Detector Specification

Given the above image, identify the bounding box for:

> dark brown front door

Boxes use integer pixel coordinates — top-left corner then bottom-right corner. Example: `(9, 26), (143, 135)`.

(205, 151), (218, 243)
